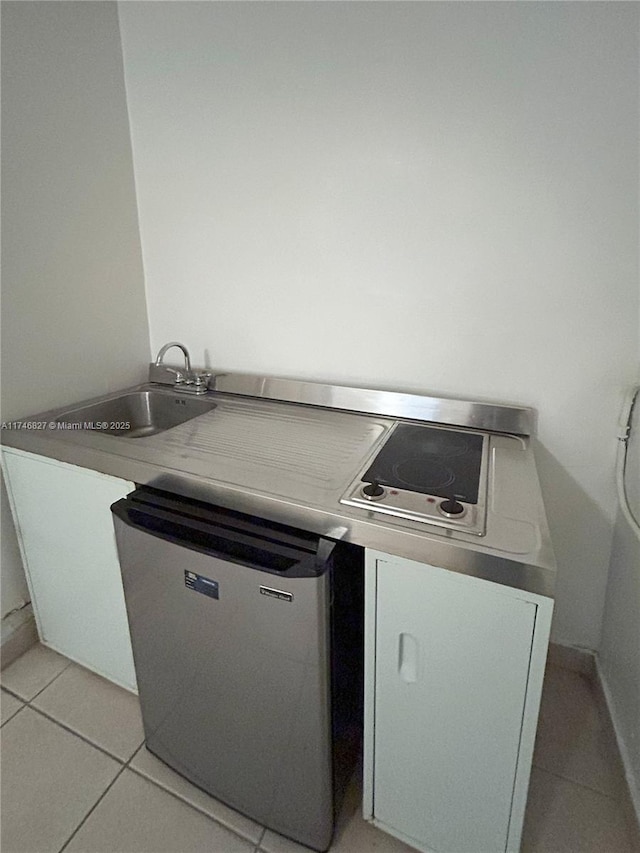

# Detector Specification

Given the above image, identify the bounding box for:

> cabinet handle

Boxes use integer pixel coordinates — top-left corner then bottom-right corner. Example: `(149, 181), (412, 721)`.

(398, 632), (418, 683)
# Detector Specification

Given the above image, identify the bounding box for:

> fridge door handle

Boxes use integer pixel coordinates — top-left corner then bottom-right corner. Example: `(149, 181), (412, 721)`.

(398, 632), (419, 683)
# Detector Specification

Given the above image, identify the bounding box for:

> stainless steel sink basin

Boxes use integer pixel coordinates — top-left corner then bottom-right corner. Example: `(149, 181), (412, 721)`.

(55, 390), (216, 438)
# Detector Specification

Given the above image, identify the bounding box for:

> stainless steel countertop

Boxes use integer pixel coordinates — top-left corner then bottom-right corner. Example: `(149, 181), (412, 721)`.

(1, 382), (556, 599)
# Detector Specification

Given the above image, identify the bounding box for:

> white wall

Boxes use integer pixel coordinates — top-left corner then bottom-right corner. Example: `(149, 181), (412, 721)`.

(1, 1), (150, 619)
(599, 388), (640, 814)
(119, 1), (639, 650)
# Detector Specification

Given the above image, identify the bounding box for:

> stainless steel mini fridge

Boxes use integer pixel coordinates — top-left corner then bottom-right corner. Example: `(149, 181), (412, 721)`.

(111, 487), (362, 852)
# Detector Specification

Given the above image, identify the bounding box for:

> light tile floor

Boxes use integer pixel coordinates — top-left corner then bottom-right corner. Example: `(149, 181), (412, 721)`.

(1, 644), (638, 853)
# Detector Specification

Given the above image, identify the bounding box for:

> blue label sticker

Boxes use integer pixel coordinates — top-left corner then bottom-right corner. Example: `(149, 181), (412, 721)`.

(184, 571), (219, 599)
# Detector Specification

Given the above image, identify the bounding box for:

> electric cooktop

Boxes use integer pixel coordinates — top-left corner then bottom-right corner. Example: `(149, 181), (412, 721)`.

(340, 422), (489, 535)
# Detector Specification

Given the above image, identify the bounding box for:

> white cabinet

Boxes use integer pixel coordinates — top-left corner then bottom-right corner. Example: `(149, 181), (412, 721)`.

(363, 550), (553, 853)
(2, 448), (137, 691)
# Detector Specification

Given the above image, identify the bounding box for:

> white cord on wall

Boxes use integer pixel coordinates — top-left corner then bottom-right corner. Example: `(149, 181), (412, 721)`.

(616, 384), (640, 537)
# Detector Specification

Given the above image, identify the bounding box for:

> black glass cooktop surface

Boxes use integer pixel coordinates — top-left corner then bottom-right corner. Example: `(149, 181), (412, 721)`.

(362, 424), (484, 504)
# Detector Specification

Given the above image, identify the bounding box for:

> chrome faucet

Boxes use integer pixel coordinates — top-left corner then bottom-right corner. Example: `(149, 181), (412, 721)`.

(149, 342), (211, 394)
(155, 342), (192, 382)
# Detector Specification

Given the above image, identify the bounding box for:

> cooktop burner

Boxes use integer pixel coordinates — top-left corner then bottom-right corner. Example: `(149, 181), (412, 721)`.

(391, 458), (456, 493)
(363, 424), (484, 501)
(340, 423), (489, 535)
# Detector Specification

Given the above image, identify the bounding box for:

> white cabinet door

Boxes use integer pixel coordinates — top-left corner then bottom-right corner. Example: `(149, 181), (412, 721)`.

(366, 552), (547, 853)
(2, 449), (137, 691)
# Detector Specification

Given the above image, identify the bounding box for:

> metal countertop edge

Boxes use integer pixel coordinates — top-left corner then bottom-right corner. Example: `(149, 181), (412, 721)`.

(1, 426), (555, 601)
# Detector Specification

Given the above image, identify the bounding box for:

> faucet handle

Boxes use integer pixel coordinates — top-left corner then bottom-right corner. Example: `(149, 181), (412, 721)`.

(190, 371), (212, 386)
(149, 362), (185, 386)
(182, 371), (212, 394)
(165, 367), (186, 383)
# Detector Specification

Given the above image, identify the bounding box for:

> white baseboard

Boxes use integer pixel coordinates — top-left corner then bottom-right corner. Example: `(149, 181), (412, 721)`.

(548, 641), (595, 676)
(595, 657), (640, 838)
(1, 604), (38, 670)
(548, 642), (639, 842)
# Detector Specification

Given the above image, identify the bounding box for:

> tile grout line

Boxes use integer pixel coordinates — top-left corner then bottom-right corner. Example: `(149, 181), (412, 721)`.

(1, 656), (73, 705)
(10, 699), (627, 853)
(0, 701), (27, 728)
(531, 761), (630, 805)
(5, 653), (632, 853)
(57, 737), (148, 853)
(126, 759), (267, 850)
(7, 697), (317, 853)
(5, 682), (266, 849)
(5, 656), (288, 851)
(29, 659), (74, 700)
(24, 704), (264, 851)
(1, 684), (35, 703)
(0, 693), (25, 727)
(57, 763), (129, 853)
(4, 657), (295, 850)
(3, 660), (142, 765)
(18, 702), (134, 766)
